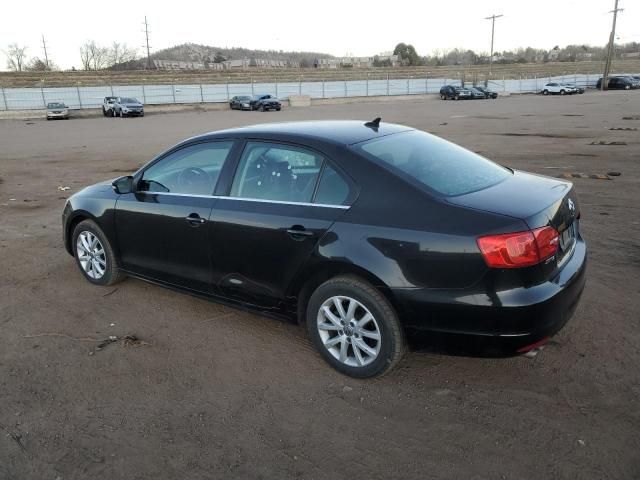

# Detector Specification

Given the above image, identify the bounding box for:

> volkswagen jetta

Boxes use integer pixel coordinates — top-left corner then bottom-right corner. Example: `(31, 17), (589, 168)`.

(62, 119), (587, 377)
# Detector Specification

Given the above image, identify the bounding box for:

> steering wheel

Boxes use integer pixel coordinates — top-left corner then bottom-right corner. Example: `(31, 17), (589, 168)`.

(177, 167), (211, 194)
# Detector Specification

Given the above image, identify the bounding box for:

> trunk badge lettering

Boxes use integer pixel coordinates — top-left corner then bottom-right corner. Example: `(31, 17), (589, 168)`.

(567, 199), (575, 213)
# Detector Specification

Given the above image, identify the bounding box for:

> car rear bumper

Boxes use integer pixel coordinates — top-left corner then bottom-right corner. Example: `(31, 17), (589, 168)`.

(393, 238), (587, 352)
(47, 112), (69, 118)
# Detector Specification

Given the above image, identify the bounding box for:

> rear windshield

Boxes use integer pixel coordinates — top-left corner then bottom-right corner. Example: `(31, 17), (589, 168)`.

(355, 130), (511, 196)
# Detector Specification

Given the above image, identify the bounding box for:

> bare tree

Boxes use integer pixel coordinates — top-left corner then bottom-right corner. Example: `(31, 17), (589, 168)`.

(79, 40), (109, 70)
(5, 43), (28, 71)
(108, 42), (137, 66)
(26, 56), (58, 71)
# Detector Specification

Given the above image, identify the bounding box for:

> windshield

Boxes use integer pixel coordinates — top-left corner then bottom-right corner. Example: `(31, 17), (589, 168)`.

(47, 102), (66, 109)
(121, 98), (138, 104)
(355, 130), (511, 196)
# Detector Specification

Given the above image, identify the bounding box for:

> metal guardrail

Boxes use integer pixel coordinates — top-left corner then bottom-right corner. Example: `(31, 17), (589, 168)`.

(0, 73), (634, 111)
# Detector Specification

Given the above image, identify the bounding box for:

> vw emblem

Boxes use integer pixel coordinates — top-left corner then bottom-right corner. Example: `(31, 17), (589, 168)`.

(567, 198), (575, 213)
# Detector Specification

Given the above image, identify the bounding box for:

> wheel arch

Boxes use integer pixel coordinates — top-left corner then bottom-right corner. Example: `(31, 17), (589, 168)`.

(64, 210), (98, 255)
(290, 261), (404, 327)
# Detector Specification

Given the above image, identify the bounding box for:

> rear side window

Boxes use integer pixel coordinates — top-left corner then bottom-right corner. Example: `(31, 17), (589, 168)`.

(355, 130), (511, 196)
(230, 142), (322, 203)
(314, 164), (350, 205)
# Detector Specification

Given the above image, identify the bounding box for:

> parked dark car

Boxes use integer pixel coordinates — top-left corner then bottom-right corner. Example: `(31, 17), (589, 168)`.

(251, 94), (282, 111)
(439, 85), (472, 100)
(596, 76), (635, 90)
(62, 119), (587, 378)
(468, 87), (488, 99)
(229, 96), (253, 110)
(113, 97), (144, 117)
(46, 102), (70, 120)
(473, 86), (498, 99)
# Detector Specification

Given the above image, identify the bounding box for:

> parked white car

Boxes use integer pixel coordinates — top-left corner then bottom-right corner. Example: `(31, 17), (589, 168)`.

(541, 83), (577, 95)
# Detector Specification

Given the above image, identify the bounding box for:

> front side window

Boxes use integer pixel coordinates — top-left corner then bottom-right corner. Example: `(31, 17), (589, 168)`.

(355, 130), (511, 196)
(230, 142), (322, 203)
(139, 141), (233, 195)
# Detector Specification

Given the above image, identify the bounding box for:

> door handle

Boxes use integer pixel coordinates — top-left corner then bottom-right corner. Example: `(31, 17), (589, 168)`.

(185, 214), (206, 226)
(286, 226), (314, 240)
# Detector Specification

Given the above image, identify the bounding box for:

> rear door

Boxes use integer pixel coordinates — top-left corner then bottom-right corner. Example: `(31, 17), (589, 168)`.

(114, 140), (236, 292)
(208, 140), (354, 307)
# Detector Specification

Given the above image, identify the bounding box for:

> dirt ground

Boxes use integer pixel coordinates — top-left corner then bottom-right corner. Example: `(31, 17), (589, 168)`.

(1, 92), (639, 479)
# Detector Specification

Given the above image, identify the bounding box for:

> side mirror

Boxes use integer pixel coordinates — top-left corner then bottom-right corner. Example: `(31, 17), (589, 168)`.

(112, 175), (133, 194)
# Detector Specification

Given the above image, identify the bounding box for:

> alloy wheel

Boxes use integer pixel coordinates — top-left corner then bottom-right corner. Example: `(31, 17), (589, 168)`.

(76, 231), (106, 279)
(316, 296), (382, 367)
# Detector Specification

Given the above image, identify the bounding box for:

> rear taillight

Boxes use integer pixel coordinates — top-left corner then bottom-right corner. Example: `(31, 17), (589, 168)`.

(477, 226), (559, 268)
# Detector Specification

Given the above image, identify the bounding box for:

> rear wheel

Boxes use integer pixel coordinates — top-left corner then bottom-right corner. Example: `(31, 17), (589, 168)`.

(72, 220), (125, 286)
(625, 85), (630, 90)
(441, 94), (446, 100)
(259, 104), (265, 112)
(306, 276), (405, 378)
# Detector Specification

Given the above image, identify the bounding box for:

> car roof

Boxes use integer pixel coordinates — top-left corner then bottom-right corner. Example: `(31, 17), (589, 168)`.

(198, 120), (414, 146)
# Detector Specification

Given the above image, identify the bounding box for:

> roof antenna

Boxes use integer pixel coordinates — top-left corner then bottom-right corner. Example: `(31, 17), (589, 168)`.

(364, 117), (381, 131)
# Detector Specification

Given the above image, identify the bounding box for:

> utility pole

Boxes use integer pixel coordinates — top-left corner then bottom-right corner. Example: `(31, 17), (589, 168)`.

(601, 0), (623, 90)
(143, 16), (152, 69)
(485, 14), (503, 77)
(41, 35), (50, 70)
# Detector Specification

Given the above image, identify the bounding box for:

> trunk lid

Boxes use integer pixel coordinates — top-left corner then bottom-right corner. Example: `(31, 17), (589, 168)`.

(447, 170), (580, 265)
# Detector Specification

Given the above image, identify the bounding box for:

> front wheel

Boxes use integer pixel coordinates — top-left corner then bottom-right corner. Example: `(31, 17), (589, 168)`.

(72, 219), (125, 286)
(306, 276), (405, 378)
(454, 94), (460, 101)
(542, 89), (549, 95)
(560, 89), (566, 95)
(625, 85), (631, 90)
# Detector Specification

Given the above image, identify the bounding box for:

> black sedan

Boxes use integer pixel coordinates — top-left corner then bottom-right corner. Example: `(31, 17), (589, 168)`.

(62, 119), (587, 378)
(473, 86), (499, 99)
(468, 87), (487, 99)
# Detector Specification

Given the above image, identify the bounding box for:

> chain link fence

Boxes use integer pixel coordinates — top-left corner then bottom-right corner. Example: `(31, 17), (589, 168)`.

(0, 73), (633, 111)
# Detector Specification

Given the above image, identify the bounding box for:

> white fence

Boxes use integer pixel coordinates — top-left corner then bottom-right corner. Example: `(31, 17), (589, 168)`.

(0, 73), (634, 111)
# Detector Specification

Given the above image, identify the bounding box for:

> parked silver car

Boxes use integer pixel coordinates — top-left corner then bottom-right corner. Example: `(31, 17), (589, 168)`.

(46, 102), (70, 120)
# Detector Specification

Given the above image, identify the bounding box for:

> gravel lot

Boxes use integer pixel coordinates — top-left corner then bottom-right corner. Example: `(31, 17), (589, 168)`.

(1, 92), (639, 479)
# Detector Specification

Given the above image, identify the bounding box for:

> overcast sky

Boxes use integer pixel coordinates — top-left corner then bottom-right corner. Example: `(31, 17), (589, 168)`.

(2, 0), (638, 70)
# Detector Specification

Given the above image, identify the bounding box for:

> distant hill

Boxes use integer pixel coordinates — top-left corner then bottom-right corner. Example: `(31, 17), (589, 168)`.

(146, 42), (334, 68)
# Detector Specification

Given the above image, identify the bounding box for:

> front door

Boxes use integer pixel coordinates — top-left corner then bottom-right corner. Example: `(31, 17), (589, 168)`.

(114, 140), (235, 292)
(208, 141), (353, 307)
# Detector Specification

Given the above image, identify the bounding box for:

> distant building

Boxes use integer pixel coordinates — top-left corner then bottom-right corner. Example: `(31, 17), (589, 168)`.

(317, 54), (400, 69)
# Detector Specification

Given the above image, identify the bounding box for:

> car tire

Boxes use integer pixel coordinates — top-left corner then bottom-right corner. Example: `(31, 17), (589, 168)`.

(259, 104), (265, 112)
(306, 275), (406, 378)
(542, 89), (549, 95)
(72, 219), (125, 287)
(102, 107), (107, 117)
(625, 85), (630, 90)
(454, 94), (460, 101)
(560, 89), (566, 95)
(441, 94), (446, 100)
(276, 107), (281, 111)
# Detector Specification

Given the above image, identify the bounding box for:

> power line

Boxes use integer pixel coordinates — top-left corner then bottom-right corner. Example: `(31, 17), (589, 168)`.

(143, 16), (152, 69)
(602, 0), (624, 90)
(484, 14), (503, 77)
